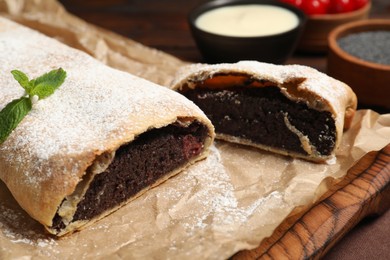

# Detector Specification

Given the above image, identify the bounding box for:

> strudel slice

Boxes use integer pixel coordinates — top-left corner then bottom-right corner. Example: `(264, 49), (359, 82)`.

(0, 17), (214, 236)
(171, 61), (357, 162)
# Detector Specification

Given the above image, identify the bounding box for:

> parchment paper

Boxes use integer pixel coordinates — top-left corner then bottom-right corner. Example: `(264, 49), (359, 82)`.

(0, 1), (389, 259)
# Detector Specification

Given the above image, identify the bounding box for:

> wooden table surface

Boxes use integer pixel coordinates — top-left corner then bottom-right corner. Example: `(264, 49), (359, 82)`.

(58, 0), (390, 258)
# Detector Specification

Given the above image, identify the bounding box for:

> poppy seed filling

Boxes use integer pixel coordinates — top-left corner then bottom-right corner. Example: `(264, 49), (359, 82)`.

(183, 86), (336, 156)
(52, 121), (208, 231)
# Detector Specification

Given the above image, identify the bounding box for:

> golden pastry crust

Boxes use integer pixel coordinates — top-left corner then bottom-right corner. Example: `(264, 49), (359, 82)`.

(0, 17), (214, 235)
(171, 61), (357, 162)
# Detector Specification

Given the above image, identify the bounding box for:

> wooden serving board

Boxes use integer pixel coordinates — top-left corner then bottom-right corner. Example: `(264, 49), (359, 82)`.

(233, 143), (390, 259)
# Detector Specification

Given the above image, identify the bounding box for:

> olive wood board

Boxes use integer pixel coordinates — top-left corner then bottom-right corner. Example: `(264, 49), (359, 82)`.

(233, 143), (390, 259)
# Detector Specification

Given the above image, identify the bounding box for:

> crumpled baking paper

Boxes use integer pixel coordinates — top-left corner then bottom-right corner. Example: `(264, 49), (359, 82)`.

(0, 0), (389, 259)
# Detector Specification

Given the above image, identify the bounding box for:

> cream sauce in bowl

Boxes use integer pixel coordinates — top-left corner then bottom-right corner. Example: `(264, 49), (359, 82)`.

(195, 4), (299, 37)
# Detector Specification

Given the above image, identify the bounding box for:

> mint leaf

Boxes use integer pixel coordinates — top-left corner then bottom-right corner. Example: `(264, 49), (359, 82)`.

(11, 70), (32, 93)
(0, 97), (32, 144)
(29, 68), (67, 99)
(0, 68), (67, 145)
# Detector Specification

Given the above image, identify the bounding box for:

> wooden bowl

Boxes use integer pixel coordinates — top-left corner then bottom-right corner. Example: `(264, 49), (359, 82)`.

(327, 19), (390, 109)
(297, 2), (371, 53)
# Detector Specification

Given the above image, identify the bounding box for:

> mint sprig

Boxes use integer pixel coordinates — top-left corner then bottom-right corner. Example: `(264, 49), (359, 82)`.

(0, 68), (67, 144)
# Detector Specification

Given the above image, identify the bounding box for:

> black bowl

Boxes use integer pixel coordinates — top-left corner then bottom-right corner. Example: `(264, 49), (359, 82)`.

(188, 0), (306, 64)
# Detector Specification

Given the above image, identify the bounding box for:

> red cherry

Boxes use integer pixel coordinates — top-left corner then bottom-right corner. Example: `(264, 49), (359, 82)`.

(353, 0), (369, 10)
(279, 0), (303, 8)
(329, 0), (356, 13)
(319, 0), (331, 12)
(301, 0), (329, 15)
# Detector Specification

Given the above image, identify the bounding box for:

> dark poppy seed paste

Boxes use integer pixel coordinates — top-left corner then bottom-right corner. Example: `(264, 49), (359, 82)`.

(52, 121), (208, 231)
(338, 31), (390, 66)
(183, 86), (336, 156)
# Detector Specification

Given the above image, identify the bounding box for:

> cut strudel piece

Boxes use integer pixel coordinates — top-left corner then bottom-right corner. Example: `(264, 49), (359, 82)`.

(0, 17), (214, 236)
(171, 61), (357, 162)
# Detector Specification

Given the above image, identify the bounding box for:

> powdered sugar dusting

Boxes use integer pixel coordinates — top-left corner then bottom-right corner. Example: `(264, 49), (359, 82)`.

(0, 17), (211, 226)
(0, 37), (195, 165)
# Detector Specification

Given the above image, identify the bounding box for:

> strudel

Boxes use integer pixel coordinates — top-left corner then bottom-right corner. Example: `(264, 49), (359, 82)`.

(0, 17), (214, 236)
(171, 61), (357, 162)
